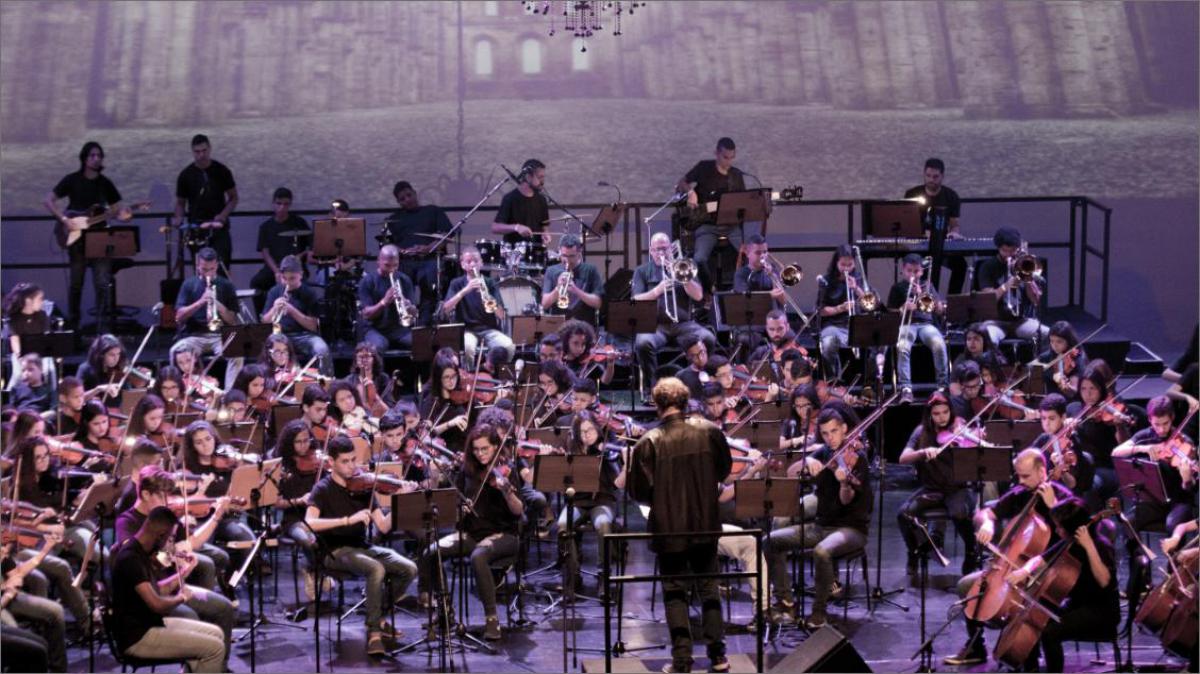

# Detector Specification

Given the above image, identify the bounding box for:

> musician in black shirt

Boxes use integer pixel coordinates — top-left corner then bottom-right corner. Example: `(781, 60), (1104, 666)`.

(263, 255), (332, 376)
(492, 159), (550, 246)
(358, 245), (418, 351)
(541, 233), (604, 324)
(42, 142), (134, 332)
(440, 249), (514, 364)
(305, 435), (418, 656)
(903, 158), (966, 294)
(731, 234), (788, 357)
(172, 134), (238, 273)
(1033, 394), (1096, 505)
(384, 181), (452, 323)
(171, 247), (242, 389)
(676, 137), (747, 272)
(250, 187), (310, 315)
(975, 227), (1049, 346)
(816, 244), (876, 384)
(886, 254), (950, 400)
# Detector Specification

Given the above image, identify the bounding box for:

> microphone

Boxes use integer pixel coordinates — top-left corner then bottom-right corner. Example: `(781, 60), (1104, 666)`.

(597, 180), (622, 204)
(737, 168), (763, 189)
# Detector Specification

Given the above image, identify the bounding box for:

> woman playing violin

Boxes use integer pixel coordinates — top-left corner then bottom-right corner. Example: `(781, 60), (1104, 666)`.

(779, 384), (820, 452)
(75, 399), (120, 455)
(418, 352), (470, 450)
(1031, 394), (1096, 503)
(173, 343), (222, 407)
(897, 393), (979, 576)
(1038, 321), (1089, 401)
(555, 410), (625, 592)
(273, 419), (322, 598)
(180, 420), (255, 568)
(977, 355), (1037, 421)
(348, 342), (393, 418)
(261, 333), (300, 388)
(417, 423), (522, 642)
(75, 333), (130, 406)
(153, 365), (189, 414)
(127, 393), (177, 456)
(560, 319), (615, 384)
(327, 378), (375, 439)
(950, 322), (1006, 396)
(1066, 359), (1137, 499)
(529, 359), (575, 429)
(4, 410), (45, 458)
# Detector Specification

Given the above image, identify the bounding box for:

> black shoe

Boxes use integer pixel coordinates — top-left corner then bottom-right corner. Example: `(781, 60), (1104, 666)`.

(484, 615), (502, 641)
(804, 608), (828, 629)
(906, 552), (919, 577)
(709, 655), (730, 672)
(943, 643), (987, 666)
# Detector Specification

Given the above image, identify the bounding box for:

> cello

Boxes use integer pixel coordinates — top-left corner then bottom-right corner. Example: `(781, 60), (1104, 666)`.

(964, 485), (1055, 624)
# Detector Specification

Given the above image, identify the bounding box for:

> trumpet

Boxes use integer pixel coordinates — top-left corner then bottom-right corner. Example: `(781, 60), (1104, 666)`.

(205, 276), (221, 332)
(272, 286), (288, 334)
(390, 273), (414, 327)
(471, 268), (499, 314)
(662, 240), (697, 324)
(555, 261), (573, 310)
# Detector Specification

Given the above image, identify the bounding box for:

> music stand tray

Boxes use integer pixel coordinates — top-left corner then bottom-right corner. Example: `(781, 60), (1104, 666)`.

(1114, 457), (1167, 506)
(1023, 364), (1047, 398)
(752, 399), (790, 422)
(984, 420), (1042, 451)
(84, 226), (140, 259)
(393, 488), (458, 532)
(849, 312), (902, 350)
(718, 292), (774, 328)
(526, 426), (571, 451)
(533, 454), (602, 495)
(946, 293), (999, 325)
(271, 404), (302, 434)
(221, 324), (273, 359)
(605, 300), (657, 338)
(862, 201), (924, 239)
(216, 421), (264, 454)
(18, 332), (75, 360)
(70, 477), (126, 521)
(591, 203), (627, 236)
(731, 420), (782, 453)
(120, 388), (148, 417)
(715, 189), (771, 228)
(312, 217), (366, 258)
(949, 446), (1013, 484)
(512, 315), (566, 346)
(412, 324), (465, 362)
(228, 459), (281, 508)
(734, 478), (801, 520)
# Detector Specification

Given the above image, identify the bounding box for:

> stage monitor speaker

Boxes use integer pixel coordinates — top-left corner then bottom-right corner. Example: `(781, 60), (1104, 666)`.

(768, 625), (871, 673)
(604, 267), (634, 302)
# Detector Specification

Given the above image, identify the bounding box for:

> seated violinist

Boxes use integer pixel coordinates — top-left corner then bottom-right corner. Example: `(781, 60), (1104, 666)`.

(112, 438), (168, 513)
(530, 359), (574, 429)
(978, 355), (1038, 421)
(348, 342), (393, 418)
(262, 333), (300, 389)
(171, 343), (222, 408)
(41, 376), (85, 436)
(1112, 395), (1196, 623)
(778, 385), (820, 452)
(327, 379), (374, 440)
(230, 364), (273, 418)
(560, 319), (615, 384)
(179, 420), (255, 579)
(886, 254), (950, 402)
(272, 419), (323, 604)
(950, 323), (1006, 396)
(417, 424), (522, 642)
(11, 354), (53, 414)
(1037, 321), (1088, 401)
(1067, 359), (1137, 501)
(1032, 394), (1096, 504)
(305, 434), (418, 656)
(943, 449), (1073, 666)
(948, 361), (983, 421)
(700, 381), (736, 429)
(301, 386), (334, 441)
(113, 467), (235, 669)
(767, 406), (871, 629)
(1, 526), (67, 672)
(153, 367), (189, 415)
(537, 333), (563, 364)
(377, 412), (443, 486)
(897, 394), (979, 576)
(75, 333), (130, 408)
(1001, 497), (1119, 672)
(676, 335), (711, 400)
(418, 352), (470, 453)
(556, 410), (626, 596)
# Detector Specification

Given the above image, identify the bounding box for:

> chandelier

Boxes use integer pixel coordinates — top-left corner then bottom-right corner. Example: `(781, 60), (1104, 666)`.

(522, 1), (646, 51)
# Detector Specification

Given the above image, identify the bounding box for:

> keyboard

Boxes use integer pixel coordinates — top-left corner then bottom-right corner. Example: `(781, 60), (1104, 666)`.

(854, 237), (995, 256)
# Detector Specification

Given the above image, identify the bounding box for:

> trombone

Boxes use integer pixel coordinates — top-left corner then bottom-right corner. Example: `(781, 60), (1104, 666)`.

(1005, 241), (1042, 316)
(896, 257), (936, 349)
(662, 240), (697, 324)
(762, 253), (815, 331)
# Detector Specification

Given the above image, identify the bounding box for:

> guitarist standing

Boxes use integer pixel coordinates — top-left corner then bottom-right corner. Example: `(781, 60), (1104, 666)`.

(43, 141), (134, 333)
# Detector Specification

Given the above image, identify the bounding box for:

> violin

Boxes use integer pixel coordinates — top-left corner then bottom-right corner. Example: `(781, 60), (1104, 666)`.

(586, 344), (632, 365)
(974, 385), (1036, 421)
(167, 495), (248, 517)
(994, 500), (1121, 667)
(121, 364), (156, 389)
(724, 435), (764, 480)
(146, 421), (183, 449)
(45, 436), (117, 466)
(730, 364), (775, 402)
(0, 499), (54, 525)
(768, 335), (810, 362)
(185, 373), (224, 399)
(309, 418), (337, 444)
(1093, 398), (1134, 426)
(345, 470), (417, 495)
(293, 449), (330, 476)
(934, 419), (988, 453)
(832, 441), (863, 488)
(211, 446), (261, 471)
(594, 403), (643, 436)
(515, 440), (563, 461)
(0, 526), (58, 549)
(1046, 435), (1078, 482)
(815, 379), (861, 407)
(446, 369), (506, 406)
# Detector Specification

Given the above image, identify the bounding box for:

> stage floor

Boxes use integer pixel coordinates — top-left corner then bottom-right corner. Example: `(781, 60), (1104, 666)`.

(67, 487), (1185, 673)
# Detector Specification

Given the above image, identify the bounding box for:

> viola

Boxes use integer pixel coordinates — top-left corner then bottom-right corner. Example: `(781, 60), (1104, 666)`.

(185, 374), (224, 399)
(724, 435), (764, 479)
(515, 440), (563, 461)
(815, 379), (861, 407)
(0, 499), (52, 523)
(769, 335), (810, 362)
(974, 386), (1035, 421)
(446, 368), (503, 406)
(935, 420), (987, 451)
(345, 470), (417, 495)
(48, 441), (116, 466)
(1046, 435), (1078, 482)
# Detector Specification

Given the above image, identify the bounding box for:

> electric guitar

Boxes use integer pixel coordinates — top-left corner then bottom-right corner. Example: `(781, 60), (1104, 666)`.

(55, 201), (150, 248)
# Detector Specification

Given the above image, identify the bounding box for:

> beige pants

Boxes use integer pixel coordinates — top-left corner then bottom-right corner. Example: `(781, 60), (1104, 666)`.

(124, 616), (226, 673)
(718, 523), (770, 613)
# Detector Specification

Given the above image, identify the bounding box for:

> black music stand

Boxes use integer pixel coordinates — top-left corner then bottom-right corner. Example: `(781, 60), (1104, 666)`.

(533, 453), (603, 672)
(1114, 457), (1167, 507)
(119, 388), (147, 416)
(732, 420), (782, 454)
(513, 315), (566, 347)
(216, 421), (265, 454)
(984, 420), (1041, 451)
(605, 300), (658, 412)
(312, 217), (366, 259)
(946, 293), (999, 327)
(715, 189), (771, 233)
(271, 404), (302, 433)
(221, 323), (272, 359)
(526, 425), (571, 450)
(753, 398), (790, 422)
(412, 324), (465, 362)
(863, 201), (924, 239)
(1022, 363), (1047, 398)
(84, 227), (140, 331)
(949, 445), (1013, 510)
(735, 477), (802, 629)
(849, 311), (901, 388)
(718, 292), (774, 350)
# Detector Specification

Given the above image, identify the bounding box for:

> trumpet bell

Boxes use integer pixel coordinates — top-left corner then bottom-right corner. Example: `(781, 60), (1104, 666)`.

(1015, 253), (1041, 280)
(916, 293), (937, 313)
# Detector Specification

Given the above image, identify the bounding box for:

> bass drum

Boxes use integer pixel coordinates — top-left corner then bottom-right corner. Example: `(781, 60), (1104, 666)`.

(497, 276), (541, 321)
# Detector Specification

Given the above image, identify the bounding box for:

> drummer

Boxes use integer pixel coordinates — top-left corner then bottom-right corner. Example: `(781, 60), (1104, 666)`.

(492, 159), (550, 247)
(540, 233), (603, 324)
(382, 181), (453, 324)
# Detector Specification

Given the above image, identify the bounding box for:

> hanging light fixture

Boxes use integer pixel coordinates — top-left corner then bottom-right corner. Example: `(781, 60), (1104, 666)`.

(523, 1), (646, 51)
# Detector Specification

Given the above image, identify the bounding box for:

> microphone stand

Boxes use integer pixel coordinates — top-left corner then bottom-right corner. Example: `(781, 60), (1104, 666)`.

(429, 170), (514, 305)
(541, 185), (603, 241)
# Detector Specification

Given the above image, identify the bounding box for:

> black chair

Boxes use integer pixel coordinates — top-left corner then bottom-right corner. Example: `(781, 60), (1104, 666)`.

(100, 604), (192, 673)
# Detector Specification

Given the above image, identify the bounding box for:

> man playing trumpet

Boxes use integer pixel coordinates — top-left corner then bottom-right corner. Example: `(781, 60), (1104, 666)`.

(357, 245), (418, 351)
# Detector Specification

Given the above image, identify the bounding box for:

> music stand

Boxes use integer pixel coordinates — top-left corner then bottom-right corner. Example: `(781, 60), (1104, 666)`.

(271, 404), (301, 433)
(393, 488), (458, 532)
(69, 477), (125, 523)
(1114, 457), (1167, 506)
(119, 388), (147, 416)
(393, 488), (463, 666)
(591, 203), (627, 236)
(412, 324), (465, 362)
(227, 460), (280, 507)
(526, 425), (571, 449)
(312, 217), (366, 259)
(604, 300), (657, 338)
(718, 291), (774, 329)
(216, 421), (264, 454)
(19, 333), (75, 360)
(1023, 364), (1047, 398)
(220, 323), (273, 359)
(513, 315), (566, 347)
(984, 420), (1041, 451)
(84, 226), (140, 259)
(863, 201), (924, 239)
(732, 420), (782, 453)
(715, 189), (771, 230)
(946, 293), (999, 326)
(949, 446), (1013, 508)
(734, 477), (801, 520)
(753, 399), (790, 422)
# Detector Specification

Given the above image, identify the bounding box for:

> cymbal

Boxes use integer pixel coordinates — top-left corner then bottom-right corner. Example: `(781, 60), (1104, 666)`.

(413, 232), (451, 239)
(276, 229), (312, 237)
(542, 214), (592, 224)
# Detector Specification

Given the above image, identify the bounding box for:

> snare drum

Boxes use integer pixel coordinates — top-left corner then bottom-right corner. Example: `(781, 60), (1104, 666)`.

(497, 276), (541, 318)
(475, 240), (502, 267)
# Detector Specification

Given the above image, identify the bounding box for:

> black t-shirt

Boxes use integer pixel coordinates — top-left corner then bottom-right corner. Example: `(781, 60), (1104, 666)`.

(684, 160), (746, 207)
(633, 261), (698, 323)
(903, 184), (961, 232)
(455, 469), (521, 540)
(976, 256), (1044, 320)
(358, 270), (417, 330)
(905, 426), (958, 492)
(175, 275), (238, 336)
(308, 475), (372, 550)
(9, 311), (48, 338)
(1127, 426), (1196, 504)
(886, 279), (937, 325)
(385, 205), (452, 251)
(110, 537), (166, 652)
(541, 261), (604, 323)
(264, 283), (322, 336)
(53, 171), (122, 213)
(256, 214), (310, 263)
(495, 189), (549, 244)
(278, 466), (319, 525)
(175, 161), (236, 223)
(1037, 348), (1089, 400)
(1061, 519), (1120, 613)
(443, 274), (502, 331)
(1066, 402), (1121, 469)
(990, 481), (1075, 544)
(810, 445), (872, 533)
(816, 271), (865, 328)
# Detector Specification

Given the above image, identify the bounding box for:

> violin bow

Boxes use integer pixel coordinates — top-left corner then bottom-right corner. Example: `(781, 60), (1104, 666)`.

(113, 324), (158, 393)
(1036, 324), (1107, 372)
(932, 374), (1030, 457)
(820, 392), (900, 472)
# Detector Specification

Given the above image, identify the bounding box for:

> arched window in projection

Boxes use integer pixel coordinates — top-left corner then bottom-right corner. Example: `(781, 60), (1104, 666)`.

(521, 38), (543, 75)
(572, 38), (590, 71)
(474, 39), (494, 77)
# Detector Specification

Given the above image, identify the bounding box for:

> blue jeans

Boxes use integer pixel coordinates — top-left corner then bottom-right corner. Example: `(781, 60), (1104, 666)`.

(768, 523), (866, 612)
(897, 323), (949, 389)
